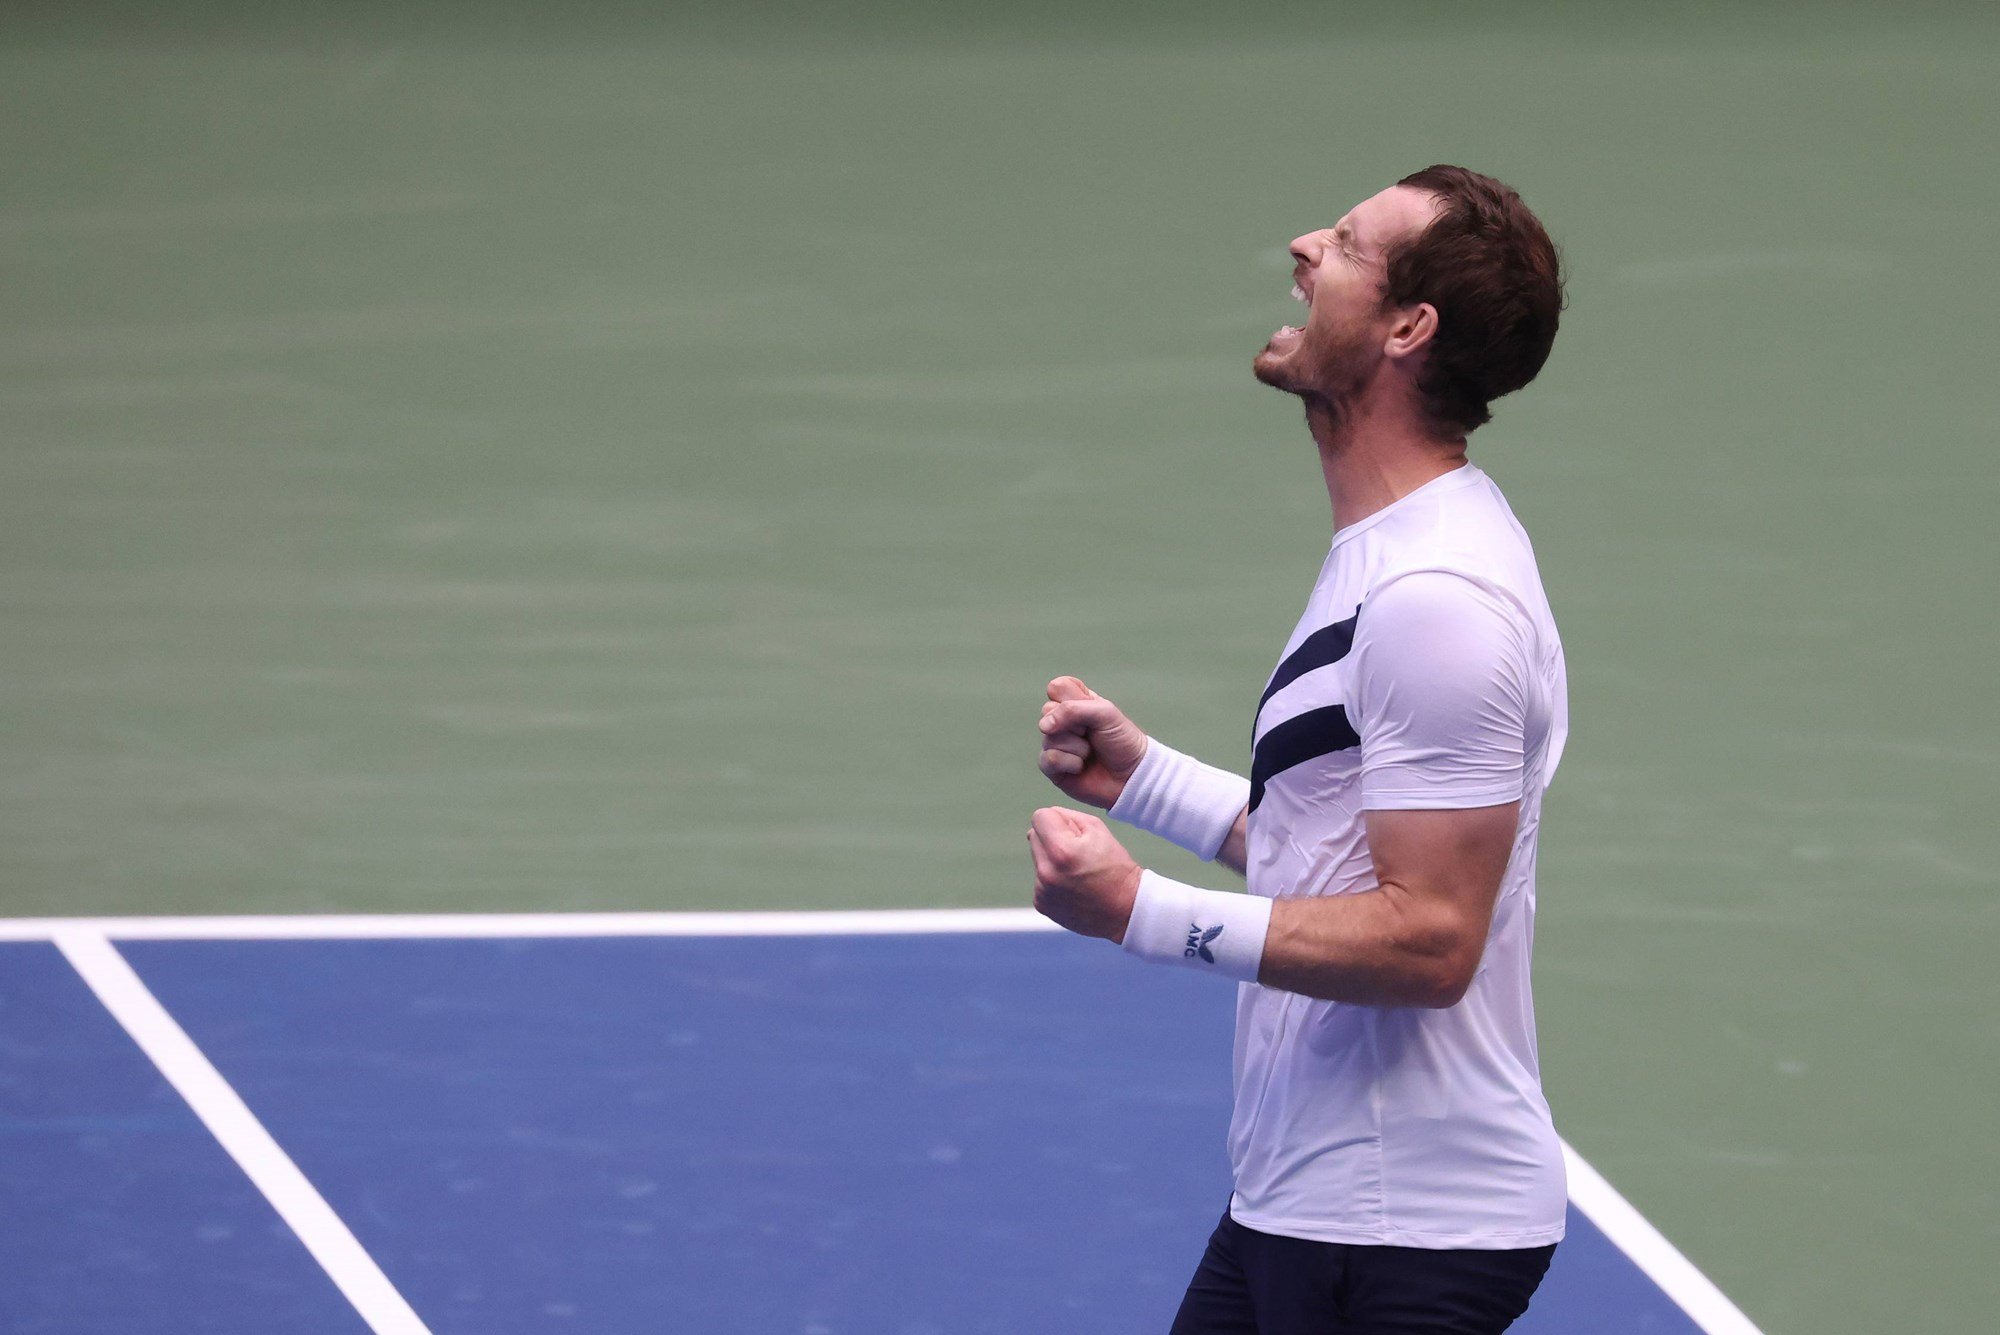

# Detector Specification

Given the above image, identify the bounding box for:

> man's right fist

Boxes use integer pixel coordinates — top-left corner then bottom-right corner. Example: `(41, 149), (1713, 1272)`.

(1036, 676), (1149, 810)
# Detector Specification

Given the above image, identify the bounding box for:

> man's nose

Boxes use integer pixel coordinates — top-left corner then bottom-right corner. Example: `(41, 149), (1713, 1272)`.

(1288, 234), (1319, 268)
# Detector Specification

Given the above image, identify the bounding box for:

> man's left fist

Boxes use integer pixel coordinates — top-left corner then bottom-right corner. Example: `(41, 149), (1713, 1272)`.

(1027, 806), (1143, 943)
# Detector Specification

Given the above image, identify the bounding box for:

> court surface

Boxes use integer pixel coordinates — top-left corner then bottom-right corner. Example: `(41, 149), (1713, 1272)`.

(2, 912), (1752, 1334)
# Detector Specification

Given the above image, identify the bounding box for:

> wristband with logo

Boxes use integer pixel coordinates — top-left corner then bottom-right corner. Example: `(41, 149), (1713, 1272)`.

(1120, 870), (1271, 982)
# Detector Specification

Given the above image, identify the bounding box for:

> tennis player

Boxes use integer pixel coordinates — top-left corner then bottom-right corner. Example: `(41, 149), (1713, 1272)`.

(1028, 166), (1568, 1333)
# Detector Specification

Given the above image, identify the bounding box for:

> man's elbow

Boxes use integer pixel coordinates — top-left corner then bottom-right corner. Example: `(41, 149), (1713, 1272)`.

(1411, 939), (1483, 1009)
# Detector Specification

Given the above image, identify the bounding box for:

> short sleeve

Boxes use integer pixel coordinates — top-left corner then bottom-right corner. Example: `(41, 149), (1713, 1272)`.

(1350, 570), (1532, 811)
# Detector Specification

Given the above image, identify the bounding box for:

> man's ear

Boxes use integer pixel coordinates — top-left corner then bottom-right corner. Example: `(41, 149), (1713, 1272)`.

(1384, 302), (1438, 361)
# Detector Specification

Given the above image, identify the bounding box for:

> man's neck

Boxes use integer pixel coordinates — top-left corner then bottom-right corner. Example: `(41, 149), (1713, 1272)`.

(1304, 395), (1468, 532)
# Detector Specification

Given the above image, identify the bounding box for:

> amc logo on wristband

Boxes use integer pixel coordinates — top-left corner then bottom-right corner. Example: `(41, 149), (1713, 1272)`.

(1184, 923), (1224, 964)
(1124, 870), (1269, 981)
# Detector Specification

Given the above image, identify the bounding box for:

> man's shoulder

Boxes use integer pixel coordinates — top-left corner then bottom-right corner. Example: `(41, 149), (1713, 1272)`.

(1352, 473), (1548, 619)
(1351, 571), (1529, 678)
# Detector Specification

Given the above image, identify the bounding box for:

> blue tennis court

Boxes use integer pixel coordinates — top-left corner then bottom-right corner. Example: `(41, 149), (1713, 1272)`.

(0, 914), (1757, 1333)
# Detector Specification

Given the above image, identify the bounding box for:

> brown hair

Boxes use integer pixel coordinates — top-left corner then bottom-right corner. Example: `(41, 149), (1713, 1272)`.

(1383, 165), (1565, 434)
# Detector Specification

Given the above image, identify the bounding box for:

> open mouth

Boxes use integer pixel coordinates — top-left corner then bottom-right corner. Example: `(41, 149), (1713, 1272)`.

(1271, 281), (1311, 341)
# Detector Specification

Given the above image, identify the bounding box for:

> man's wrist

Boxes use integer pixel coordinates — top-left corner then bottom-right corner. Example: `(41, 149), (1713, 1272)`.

(1108, 861), (1143, 945)
(1120, 869), (1271, 981)
(1108, 739), (1251, 861)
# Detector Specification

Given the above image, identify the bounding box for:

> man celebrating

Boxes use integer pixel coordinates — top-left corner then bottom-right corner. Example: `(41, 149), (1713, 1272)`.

(1028, 166), (1569, 1334)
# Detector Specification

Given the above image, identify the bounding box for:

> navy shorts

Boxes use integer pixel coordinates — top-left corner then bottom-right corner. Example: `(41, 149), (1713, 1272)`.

(1168, 1209), (1556, 1335)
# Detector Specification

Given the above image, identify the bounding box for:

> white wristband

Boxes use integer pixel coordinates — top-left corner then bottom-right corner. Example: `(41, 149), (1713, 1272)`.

(1120, 870), (1272, 982)
(1108, 738), (1251, 861)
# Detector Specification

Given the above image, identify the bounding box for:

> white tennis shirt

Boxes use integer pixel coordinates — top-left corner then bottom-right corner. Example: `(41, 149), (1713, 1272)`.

(1229, 462), (1568, 1249)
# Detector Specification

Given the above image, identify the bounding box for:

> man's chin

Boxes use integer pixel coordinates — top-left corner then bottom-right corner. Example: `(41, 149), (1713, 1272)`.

(1253, 324), (1314, 392)
(1252, 344), (1304, 395)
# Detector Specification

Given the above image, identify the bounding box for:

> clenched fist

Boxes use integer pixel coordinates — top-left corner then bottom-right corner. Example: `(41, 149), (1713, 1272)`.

(1027, 806), (1142, 942)
(1036, 676), (1149, 810)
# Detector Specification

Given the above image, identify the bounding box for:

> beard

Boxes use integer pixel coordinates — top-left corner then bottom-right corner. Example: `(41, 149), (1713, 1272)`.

(1253, 317), (1372, 410)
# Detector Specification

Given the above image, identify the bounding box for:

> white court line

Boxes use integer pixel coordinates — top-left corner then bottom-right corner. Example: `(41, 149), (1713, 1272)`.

(17, 907), (1761, 1334)
(53, 930), (433, 1335)
(1562, 1144), (1764, 1334)
(1, 907), (1056, 941)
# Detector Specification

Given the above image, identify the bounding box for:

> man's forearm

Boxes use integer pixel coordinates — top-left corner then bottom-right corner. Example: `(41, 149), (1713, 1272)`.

(1214, 809), (1249, 877)
(1237, 803), (1518, 1006)
(1111, 804), (1509, 1004)
(1257, 885), (1480, 1008)
(1180, 816), (1476, 1005)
